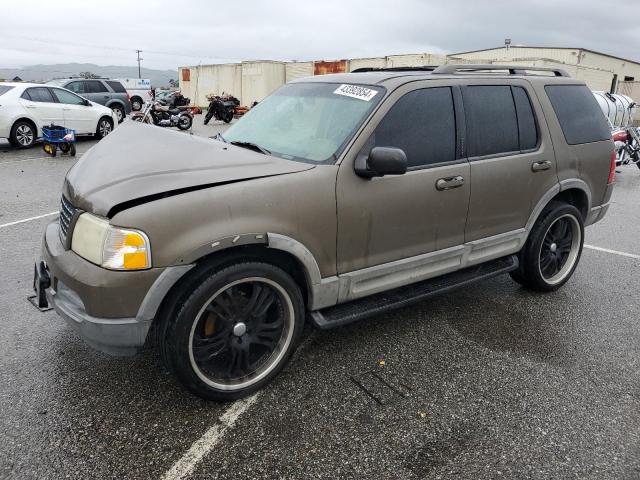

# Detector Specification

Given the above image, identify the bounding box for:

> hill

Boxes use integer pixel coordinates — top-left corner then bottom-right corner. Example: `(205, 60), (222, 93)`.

(0, 63), (177, 87)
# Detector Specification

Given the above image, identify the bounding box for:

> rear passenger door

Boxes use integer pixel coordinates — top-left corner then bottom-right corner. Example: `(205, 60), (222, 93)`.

(18, 87), (64, 127)
(462, 81), (558, 244)
(83, 80), (110, 105)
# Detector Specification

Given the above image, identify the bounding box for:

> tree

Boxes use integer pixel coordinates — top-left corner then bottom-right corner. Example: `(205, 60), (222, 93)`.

(79, 72), (99, 79)
(169, 78), (179, 88)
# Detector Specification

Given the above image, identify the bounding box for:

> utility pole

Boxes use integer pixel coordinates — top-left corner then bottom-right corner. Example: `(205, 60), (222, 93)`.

(136, 50), (143, 78)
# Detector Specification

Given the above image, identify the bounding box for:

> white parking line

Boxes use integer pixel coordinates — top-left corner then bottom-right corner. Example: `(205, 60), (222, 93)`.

(0, 153), (85, 166)
(161, 393), (260, 480)
(0, 212), (58, 229)
(584, 244), (640, 260)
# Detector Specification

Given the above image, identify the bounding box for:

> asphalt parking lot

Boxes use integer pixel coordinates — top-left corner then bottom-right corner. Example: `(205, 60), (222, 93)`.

(1, 118), (639, 480)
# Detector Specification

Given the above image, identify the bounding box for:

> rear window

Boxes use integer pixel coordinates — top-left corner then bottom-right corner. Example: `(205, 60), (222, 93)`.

(106, 81), (127, 93)
(463, 86), (520, 157)
(0, 86), (14, 96)
(545, 84), (611, 145)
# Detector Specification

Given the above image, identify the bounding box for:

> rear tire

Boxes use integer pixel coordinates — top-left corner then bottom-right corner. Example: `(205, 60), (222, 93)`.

(163, 262), (305, 401)
(177, 115), (192, 130)
(510, 202), (584, 292)
(131, 97), (143, 111)
(10, 120), (36, 148)
(111, 105), (125, 123)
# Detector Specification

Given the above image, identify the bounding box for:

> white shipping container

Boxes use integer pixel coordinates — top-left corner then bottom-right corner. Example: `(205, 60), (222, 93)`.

(349, 57), (386, 71)
(241, 61), (286, 105)
(285, 62), (314, 82)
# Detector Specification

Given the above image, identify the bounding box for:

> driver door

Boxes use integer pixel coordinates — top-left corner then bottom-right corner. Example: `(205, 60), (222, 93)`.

(336, 83), (470, 299)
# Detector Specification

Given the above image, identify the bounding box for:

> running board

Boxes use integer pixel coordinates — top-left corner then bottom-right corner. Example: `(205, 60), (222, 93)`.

(309, 255), (518, 329)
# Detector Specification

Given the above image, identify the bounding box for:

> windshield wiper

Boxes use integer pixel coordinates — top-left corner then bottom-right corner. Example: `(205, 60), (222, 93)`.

(230, 141), (271, 155)
(212, 132), (227, 142)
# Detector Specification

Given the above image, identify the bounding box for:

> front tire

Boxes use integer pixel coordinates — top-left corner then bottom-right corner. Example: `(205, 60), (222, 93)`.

(510, 202), (584, 292)
(163, 262), (305, 401)
(10, 120), (36, 148)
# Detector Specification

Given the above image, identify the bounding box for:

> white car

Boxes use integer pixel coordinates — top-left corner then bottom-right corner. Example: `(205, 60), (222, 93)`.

(0, 82), (118, 148)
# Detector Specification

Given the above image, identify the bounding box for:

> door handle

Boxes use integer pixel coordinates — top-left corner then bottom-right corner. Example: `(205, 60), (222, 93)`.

(532, 161), (552, 172)
(25, 105), (36, 109)
(104, 95), (109, 99)
(436, 175), (465, 191)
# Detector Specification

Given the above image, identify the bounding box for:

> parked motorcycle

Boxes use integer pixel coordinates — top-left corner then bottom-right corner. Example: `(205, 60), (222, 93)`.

(204, 93), (240, 124)
(131, 101), (193, 130)
(614, 126), (640, 169)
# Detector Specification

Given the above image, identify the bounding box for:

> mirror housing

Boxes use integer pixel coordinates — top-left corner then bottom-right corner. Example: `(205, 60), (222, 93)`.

(355, 147), (408, 178)
(84, 99), (91, 106)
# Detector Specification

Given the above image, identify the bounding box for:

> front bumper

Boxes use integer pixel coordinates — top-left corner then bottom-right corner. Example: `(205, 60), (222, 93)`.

(39, 221), (193, 356)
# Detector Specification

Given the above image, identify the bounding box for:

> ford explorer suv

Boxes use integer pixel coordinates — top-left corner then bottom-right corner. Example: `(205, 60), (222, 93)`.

(46, 78), (131, 123)
(33, 65), (615, 400)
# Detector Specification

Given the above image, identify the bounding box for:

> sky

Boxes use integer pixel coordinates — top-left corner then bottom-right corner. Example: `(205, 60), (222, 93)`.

(1, 0), (639, 70)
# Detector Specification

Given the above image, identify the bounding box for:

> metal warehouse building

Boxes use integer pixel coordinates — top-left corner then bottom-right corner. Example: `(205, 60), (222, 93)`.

(450, 46), (640, 93)
(179, 46), (640, 107)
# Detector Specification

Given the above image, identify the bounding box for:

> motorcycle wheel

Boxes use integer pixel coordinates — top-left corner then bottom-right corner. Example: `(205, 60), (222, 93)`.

(223, 110), (234, 124)
(203, 110), (213, 125)
(178, 115), (193, 130)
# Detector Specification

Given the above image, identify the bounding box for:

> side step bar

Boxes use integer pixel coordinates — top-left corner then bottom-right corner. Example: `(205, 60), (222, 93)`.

(309, 255), (518, 329)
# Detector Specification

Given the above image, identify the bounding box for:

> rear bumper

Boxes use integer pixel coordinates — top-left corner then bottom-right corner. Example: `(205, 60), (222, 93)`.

(39, 220), (193, 356)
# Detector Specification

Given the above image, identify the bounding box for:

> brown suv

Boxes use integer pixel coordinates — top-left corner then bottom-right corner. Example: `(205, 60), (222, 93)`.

(34, 65), (615, 400)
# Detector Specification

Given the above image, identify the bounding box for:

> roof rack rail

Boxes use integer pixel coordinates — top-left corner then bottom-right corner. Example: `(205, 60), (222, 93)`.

(432, 64), (570, 77)
(351, 66), (439, 73)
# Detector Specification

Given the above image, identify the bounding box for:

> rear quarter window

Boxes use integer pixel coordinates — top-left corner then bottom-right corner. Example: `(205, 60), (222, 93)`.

(0, 86), (14, 96)
(545, 84), (611, 145)
(106, 81), (127, 93)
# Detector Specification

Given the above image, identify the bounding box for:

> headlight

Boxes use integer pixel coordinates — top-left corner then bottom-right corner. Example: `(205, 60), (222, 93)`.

(71, 213), (151, 270)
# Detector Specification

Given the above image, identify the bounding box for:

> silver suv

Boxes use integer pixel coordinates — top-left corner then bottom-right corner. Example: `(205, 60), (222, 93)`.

(34, 65), (615, 400)
(46, 78), (131, 123)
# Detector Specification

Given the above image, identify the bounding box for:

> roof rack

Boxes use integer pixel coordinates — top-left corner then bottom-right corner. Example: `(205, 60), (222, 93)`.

(351, 66), (439, 73)
(432, 64), (570, 77)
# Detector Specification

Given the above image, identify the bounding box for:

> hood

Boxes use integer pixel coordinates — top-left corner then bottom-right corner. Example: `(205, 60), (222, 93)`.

(64, 122), (314, 217)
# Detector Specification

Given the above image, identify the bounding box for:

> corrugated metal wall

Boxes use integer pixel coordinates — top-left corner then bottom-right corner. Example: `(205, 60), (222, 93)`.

(285, 62), (313, 82)
(241, 61), (285, 106)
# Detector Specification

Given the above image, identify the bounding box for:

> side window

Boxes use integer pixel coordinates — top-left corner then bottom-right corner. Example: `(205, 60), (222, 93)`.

(52, 88), (86, 106)
(23, 87), (55, 103)
(545, 84), (611, 145)
(66, 81), (85, 94)
(85, 81), (108, 93)
(372, 87), (456, 168)
(512, 86), (538, 150)
(463, 86), (519, 157)
(106, 81), (127, 93)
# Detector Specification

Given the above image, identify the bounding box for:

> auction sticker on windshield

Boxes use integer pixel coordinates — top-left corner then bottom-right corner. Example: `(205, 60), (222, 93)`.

(333, 84), (378, 101)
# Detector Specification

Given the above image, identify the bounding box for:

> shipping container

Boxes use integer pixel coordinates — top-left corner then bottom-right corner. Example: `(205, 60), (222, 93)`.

(349, 57), (386, 71)
(241, 61), (286, 105)
(314, 60), (348, 75)
(179, 64), (242, 107)
(285, 62), (314, 82)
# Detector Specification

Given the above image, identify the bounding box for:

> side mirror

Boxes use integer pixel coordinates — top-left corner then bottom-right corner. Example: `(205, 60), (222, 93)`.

(355, 147), (408, 178)
(84, 99), (91, 106)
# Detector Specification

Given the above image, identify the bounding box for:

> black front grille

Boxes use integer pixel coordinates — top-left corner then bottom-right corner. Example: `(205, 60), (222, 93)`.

(59, 195), (77, 246)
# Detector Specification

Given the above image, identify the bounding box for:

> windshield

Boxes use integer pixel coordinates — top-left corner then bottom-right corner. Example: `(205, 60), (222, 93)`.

(223, 82), (384, 163)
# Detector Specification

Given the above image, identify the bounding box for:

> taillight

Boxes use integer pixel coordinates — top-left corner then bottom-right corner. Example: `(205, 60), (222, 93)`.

(612, 130), (628, 142)
(608, 149), (616, 184)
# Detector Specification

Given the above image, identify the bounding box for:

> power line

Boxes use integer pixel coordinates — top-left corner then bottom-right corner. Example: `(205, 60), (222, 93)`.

(0, 34), (239, 62)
